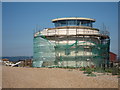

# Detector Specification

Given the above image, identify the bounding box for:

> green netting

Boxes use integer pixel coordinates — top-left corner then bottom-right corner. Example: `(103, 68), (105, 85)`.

(33, 33), (110, 68)
(33, 34), (55, 67)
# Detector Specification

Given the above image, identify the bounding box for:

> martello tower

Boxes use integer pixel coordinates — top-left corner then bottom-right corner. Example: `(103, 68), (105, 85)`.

(33, 17), (110, 68)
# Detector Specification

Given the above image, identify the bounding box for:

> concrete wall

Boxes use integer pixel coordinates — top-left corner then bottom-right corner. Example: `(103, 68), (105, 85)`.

(40, 28), (99, 36)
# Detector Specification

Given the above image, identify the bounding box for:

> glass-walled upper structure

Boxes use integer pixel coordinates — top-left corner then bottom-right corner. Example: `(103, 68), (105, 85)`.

(52, 17), (95, 28)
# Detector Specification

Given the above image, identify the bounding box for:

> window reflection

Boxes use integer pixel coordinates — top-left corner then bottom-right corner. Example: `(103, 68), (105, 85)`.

(54, 20), (92, 27)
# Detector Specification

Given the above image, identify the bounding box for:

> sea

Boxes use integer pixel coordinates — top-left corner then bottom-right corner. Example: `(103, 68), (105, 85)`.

(1, 56), (33, 62)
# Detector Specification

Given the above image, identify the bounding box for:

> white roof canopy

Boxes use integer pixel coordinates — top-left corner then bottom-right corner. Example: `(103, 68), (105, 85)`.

(52, 17), (96, 22)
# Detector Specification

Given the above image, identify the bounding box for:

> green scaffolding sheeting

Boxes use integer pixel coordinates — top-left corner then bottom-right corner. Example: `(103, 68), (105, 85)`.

(33, 34), (55, 67)
(33, 33), (110, 68)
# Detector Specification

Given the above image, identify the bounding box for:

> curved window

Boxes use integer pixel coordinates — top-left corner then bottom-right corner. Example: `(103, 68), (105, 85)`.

(54, 20), (93, 27)
(81, 21), (92, 27)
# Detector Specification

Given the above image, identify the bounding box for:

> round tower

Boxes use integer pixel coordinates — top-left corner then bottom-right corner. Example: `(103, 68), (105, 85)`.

(33, 17), (110, 68)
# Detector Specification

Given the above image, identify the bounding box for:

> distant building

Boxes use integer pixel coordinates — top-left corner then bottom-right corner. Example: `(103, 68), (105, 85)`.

(109, 52), (117, 62)
(2, 58), (9, 61)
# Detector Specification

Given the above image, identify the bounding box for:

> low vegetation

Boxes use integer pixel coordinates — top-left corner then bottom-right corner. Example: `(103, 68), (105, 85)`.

(48, 65), (120, 77)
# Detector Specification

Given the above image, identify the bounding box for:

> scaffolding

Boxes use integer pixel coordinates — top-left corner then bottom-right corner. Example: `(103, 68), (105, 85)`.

(33, 32), (55, 67)
(33, 26), (110, 68)
(33, 17), (110, 68)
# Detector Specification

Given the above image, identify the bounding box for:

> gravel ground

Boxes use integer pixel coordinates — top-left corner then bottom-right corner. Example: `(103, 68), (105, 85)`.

(2, 66), (118, 88)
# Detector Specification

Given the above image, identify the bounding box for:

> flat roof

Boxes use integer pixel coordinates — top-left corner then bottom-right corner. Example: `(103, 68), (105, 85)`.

(52, 17), (96, 22)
